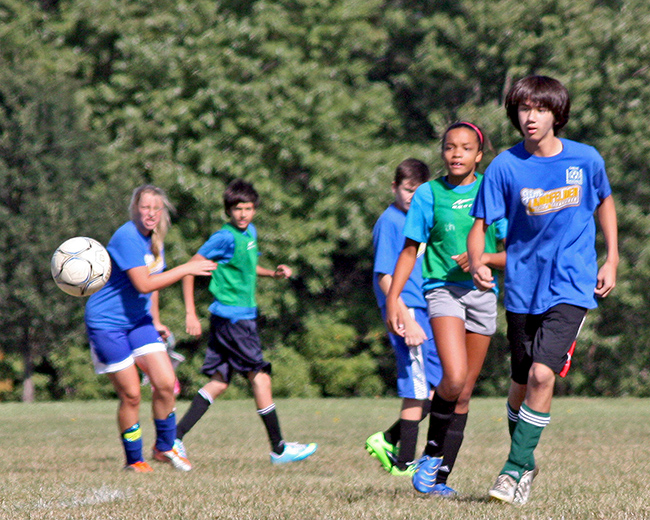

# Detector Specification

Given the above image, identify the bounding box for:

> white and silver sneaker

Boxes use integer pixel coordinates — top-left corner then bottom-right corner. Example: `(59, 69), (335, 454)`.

(513, 466), (539, 505)
(488, 473), (518, 504)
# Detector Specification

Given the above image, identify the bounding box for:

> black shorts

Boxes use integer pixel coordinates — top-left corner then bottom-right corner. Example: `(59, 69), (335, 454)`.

(507, 304), (587, 384)
(202, 315), (272, 383)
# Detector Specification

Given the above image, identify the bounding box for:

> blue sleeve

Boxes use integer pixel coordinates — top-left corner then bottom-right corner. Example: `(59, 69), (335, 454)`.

(471, 164), (506, 226)
(373, 212), (402, 276)
(108, 224), (148, 271)
(197, 229), (235, 263)
(494, 218), (508, 241)
(592, 150), (612, 201)
(404, 183), (434, 244)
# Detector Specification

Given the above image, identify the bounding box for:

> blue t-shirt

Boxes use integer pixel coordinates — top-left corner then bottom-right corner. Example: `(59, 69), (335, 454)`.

(197, 223), (258, 321)
(85, 221), (165, 329)
(404, 177), (507, 293)
(373, 204), (427, 310)
(471, 138), (612, 314)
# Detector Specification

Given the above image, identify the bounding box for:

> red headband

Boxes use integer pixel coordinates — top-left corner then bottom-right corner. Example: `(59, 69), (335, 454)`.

(460, 122), (484, 146)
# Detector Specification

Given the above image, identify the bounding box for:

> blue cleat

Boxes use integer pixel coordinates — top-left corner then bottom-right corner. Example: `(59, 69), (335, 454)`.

(411, 455), (443, 494)
(430, 483), (458, 497)
(270, 442), (318, 464)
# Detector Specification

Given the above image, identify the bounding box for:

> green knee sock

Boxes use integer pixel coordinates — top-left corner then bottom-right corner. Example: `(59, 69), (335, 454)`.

(501, 403), (550, 481)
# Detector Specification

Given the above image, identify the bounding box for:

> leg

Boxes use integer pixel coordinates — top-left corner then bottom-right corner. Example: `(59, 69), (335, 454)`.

(176, 374), (229, 440)
(108, 364), (145, 466)
(136, 351), (176, 420)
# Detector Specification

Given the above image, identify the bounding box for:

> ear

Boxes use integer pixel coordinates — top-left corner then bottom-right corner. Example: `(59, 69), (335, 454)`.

(476, 150), (484, 164)
(391, 181), (397, 194)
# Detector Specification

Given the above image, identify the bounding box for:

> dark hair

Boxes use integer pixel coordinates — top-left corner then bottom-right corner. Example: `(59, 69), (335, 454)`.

(223, 179), (259, 215)
(394, 158), (430, 186)
(442, 122), (487, 152)
(505, 75), (571, 134)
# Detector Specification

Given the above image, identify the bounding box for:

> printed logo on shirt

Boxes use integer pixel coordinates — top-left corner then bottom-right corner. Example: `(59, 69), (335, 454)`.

(145, 253), (164, 274)
(566, 166), (584, 185)
(247, 240), (256, 250)
(452, 198), (474, 210)
(520, 186), (582, 215)
(417, 242), (427, 258)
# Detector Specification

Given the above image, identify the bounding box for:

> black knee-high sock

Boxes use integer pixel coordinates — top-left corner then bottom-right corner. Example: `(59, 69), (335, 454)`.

(176, 392), (211, 440)
(395, 419), (419, 469)
(384, 398), (432, 445)
(436, 412), (468, 485)
(258, 403), (284, 454)
(424, 393), (457, 457)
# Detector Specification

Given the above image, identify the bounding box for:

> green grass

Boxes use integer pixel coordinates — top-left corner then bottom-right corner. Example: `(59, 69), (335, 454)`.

(2, 397), (650, 519)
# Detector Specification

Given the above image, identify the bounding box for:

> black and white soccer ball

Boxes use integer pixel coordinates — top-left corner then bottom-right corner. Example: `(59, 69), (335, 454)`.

(51, 237), (112, 297)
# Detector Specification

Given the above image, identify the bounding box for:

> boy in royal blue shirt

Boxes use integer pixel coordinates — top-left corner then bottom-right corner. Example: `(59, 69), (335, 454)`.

(468, 75), (618, 505)
(176, 179), (317, 465)
(366, 158), (443, 477)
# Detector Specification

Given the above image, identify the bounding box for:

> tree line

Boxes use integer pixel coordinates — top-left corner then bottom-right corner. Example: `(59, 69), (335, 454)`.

(1, 0), (649, 401)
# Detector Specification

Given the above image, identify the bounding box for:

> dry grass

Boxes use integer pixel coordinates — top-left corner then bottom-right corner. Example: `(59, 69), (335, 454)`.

(1, 397), (650, 519)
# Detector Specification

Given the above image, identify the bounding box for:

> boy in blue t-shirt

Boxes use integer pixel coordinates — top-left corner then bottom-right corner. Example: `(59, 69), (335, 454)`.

(468, 75), (618, 505)
(176, 179), (317, 465)
(365, 159), (443, 477)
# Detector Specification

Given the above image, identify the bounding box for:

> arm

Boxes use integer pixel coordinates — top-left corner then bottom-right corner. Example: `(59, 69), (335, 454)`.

(385, 239), (426, 345)
(378, 272), (426, 347)
(467, 218), (495, 290)
(149, 290), (171, 339)
(183, 253), (208, 337)
(126, 257), (216, 294)
(594, 194), (619, 297)
(257, 264), (293, 279)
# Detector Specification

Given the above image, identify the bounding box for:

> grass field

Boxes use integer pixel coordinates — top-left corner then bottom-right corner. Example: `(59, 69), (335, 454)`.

(1, 397), (650, 520)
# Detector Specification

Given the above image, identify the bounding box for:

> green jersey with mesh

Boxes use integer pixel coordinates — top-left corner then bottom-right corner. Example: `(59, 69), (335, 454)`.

(423, 175), (499, 284)
(209, 223), (258, 308)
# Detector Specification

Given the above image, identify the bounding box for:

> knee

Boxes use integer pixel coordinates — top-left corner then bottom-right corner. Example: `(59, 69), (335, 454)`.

(528, 364), (555, 389)
(441, 370), (468, 400)
(120, 389), (141, 409)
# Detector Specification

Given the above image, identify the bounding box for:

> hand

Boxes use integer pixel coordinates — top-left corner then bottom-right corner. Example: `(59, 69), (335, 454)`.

(402, 316), (428, 347)
(386, 298), (405, 337)
(274, 264), (292, 279)
(451, 252), (470, 272)
(594, 260), (617, 298)
(187, 259), (217, 276)
(471, 265), (495, 290)
(154, 323), (171, 340)
(185, 313), (202, 337)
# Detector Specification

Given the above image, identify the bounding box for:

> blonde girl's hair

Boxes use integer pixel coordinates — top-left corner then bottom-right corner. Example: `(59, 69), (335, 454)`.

(129, 185), (174, 259)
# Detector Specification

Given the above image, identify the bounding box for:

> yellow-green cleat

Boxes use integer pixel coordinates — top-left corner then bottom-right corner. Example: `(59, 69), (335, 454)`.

(365, 432), (397, 472)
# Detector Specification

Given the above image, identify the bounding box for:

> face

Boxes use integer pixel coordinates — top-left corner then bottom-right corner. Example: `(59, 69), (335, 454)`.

(442, 127), (483, 183)
(392, 179), (421, 213)
(137, 192), (164, 234)
(517, 99), (556, 143)
(228, 202), (256, 230)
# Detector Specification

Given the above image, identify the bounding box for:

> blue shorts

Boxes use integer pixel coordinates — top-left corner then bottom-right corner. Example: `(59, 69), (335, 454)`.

(86, 316), (166, 374)
(383, 307), (442, 399)
(202, 315), (272, 383)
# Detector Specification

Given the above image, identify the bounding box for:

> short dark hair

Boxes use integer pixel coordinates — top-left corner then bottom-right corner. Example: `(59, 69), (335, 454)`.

(223, 179), (259, 215)
(394, 158), (430, 186)
(505, 75), (571, 134)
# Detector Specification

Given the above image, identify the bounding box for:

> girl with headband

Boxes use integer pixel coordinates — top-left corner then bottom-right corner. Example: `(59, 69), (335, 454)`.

(386, 122), (507, 496)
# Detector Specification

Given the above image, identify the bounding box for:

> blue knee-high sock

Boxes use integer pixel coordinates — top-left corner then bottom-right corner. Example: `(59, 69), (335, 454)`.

(122, 423), (144, 465)
(154, 412), (176, 452)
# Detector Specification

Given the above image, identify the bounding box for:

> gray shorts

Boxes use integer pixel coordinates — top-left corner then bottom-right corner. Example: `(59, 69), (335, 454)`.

(425, 285), (497, 336)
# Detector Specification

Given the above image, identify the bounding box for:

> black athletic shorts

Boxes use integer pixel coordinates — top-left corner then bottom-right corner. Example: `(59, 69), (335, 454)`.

(507, 303), (587, 384)
(202, 315), (272, 383)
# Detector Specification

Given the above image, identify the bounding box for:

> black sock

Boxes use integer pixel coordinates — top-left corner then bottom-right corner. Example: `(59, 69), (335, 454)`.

(258, 404), (284, 453)
(424, 393), (457, 458)
(384, 420), (401, 445)
(176, 392), (212, 440)
(385, 398), (432, 446)
(436, 412), (468, 485)
(396, 419), (419, 469)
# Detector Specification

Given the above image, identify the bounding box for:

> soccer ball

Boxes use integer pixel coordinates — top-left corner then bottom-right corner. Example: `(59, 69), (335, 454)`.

(51, 237), (112, 297)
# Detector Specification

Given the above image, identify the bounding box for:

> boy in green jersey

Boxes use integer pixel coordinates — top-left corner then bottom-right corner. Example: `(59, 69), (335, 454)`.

(176, 179), (317, 465)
